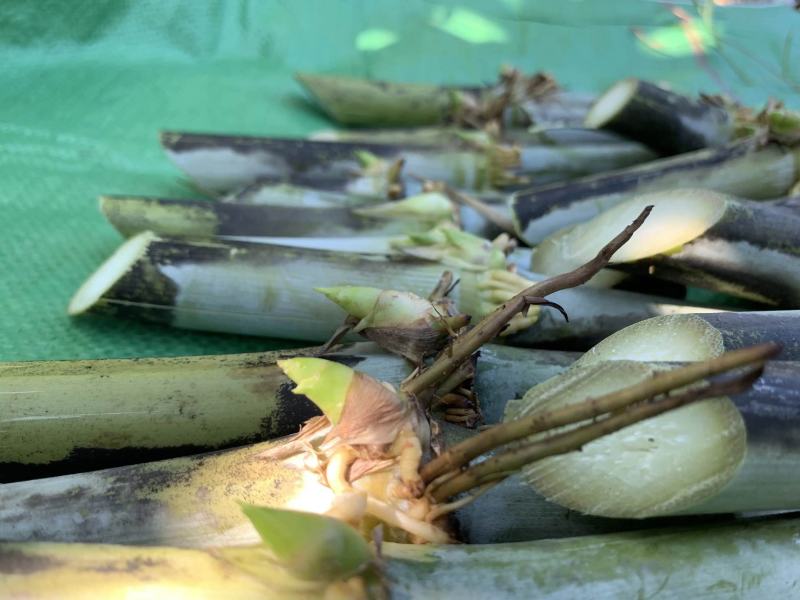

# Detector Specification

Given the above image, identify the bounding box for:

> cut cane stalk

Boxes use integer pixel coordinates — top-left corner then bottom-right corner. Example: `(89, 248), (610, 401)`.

(312, 126), (639, 147)
(0, 343), (405, 481)
(99, 195), (441, 240)
(160, 131), (521, 194)
(531, 188), (800, 306)
(501, 310), (800, 519)
(103, 192), (505, 243)
(585, 79), (735, 155)
(295, 70), (593, 128)
(296, 73), (466, 127)
(0, 347), (581, 547)
(218, 175), (513, 238)
(0, 343), (573, 482)
(67, 234), (715, 348)
(511, 139), (800, 244)
(3, 515), (800, 599)
(0, 357), (783, 548)
(313, 126), (656, 182)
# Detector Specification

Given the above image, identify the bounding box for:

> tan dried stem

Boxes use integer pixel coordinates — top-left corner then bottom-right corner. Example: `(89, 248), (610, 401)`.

(421, 342), (781, 483)
(429, 357), (773, 502)
(441, 185), (516, 234)
(401, 206), (654, 401)
(427, 271), (456, 303)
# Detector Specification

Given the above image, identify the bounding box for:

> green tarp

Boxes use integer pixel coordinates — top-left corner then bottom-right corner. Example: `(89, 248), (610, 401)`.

(1, 0), (798, 360)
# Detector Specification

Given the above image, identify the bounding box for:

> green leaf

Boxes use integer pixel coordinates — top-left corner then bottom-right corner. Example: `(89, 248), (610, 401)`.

(354, 192), (454, 223)
(241, 504), (373, 582)
(316, 286), (382, 320)
(278, 357), (354, 424)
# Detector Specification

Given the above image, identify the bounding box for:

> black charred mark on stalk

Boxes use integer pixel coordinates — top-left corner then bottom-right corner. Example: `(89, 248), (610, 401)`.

(93, 239), (237, 323)
(212, 202), (386, 237)
(703, 312), (800, 360)
(733, 362), (800, 453)
(261, 383), (322, 438)
(0, 549), (64, 574)
(512, 141), (753, 229)
(92, 556), (166, 574)
(110, 464), (195, 497)
(708, 202), (800, 256)
(0, 440), (265, 483)
(620, 200), (800, 307)
(23, 486), (89, 509)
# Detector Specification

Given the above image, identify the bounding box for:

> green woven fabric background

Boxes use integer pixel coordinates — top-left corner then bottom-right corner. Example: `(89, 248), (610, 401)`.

(2, 0), (798, 361)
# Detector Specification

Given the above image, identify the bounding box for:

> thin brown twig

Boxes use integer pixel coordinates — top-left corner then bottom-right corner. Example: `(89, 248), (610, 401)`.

(433, 357), (476, 399)
(420, 341), (780, 482)
(428, 271), (455, 302)
(429, 361), (767, 502)
(401, 206), (653, 401)
(442, 185), (516, 234)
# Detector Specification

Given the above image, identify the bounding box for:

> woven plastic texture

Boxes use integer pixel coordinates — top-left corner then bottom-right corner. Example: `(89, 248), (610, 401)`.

(1, 0), (798, 360)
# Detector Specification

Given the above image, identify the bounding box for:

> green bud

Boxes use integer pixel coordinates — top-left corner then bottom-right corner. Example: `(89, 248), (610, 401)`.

(278, 357), (354, 424)
(241, 504), (373, 582)
(316, 286), (382, 321)
(317, 285), (469, 362)
(354, 149), (383, 170)
(392, 225), (509, 271)
(354, 192), (454, 223)
(317, 286), (444, 332)
(767, 108), (800, 145)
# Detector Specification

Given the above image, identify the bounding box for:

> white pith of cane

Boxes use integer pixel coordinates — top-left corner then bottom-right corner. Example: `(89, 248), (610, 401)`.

(508, 314), (747, 518)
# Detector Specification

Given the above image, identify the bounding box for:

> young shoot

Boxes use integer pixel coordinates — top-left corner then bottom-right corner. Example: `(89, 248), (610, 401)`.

(317, 285), (469, 364)
(390, 225), (513, 272)
(354, 192), (456, 225)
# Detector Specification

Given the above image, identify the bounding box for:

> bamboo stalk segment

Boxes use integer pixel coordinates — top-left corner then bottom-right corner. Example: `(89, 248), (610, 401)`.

(0, 344), (571, 481)
(511, 140), (800, 244)
(295, 71), (594, 128)
(585, 78), (734, 155)
(1, 514), (799, 599)
(508, 311), (800, 519)
(160, 131), (517, 193)
(219, 181), (379, 206)
(0, 318), (791, 546)
(313, 126), (657, 182)
(0, 343), (403, 481)
(531, 189), (800, 306)
(66, 234), (720, 349)
(296, 72), (462, 126)
(98, 195), (433, 240)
